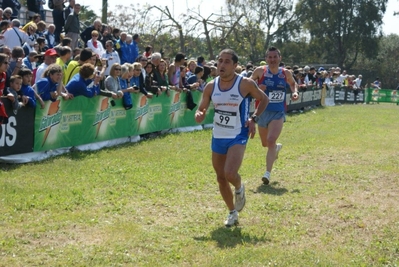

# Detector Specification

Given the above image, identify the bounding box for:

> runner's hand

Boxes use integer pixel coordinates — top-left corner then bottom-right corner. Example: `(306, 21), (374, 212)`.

(195, 108), (206, 123)
(246, 118), (256, 139)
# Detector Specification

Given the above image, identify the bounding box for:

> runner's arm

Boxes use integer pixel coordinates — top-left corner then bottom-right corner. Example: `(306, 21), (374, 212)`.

(285, 69), (298, 94)
(243, 78), (268, 117)
(195, 81), (213, 123)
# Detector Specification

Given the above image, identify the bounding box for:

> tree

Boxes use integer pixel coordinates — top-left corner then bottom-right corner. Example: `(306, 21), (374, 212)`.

(143, 5), (187, 53)
(185, 8), (243, 60)
(102, 0), (108, 24)
(106, 4), (144, 33)
(225, 0), (297, 62)
(296, 0), (388, 70)
(79, 5), (98, 25)
(356, 34), (399, 89)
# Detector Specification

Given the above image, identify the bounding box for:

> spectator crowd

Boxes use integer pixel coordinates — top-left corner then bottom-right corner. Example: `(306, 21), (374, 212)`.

(0, 0), (366, 125)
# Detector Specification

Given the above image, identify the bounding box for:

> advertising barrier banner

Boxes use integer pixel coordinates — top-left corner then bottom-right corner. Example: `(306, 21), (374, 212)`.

(3, 86), (321, 159)
(365, 88), (399, 104)
(334, 86), (365, 104)
(0, 99), (35, 156)
(34, 91), (213, 152)
(286, 88), (322, 111)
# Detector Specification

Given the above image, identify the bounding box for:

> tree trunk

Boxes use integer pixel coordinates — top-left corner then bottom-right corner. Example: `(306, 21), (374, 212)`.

(202, 19), (214, 60)
(102, 0), (108, 24)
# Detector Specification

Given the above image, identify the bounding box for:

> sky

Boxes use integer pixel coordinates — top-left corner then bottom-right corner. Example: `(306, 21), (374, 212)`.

(75, 0), (398, 35)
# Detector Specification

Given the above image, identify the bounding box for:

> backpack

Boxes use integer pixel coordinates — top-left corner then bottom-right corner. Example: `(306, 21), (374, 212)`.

(48, 0), (54, 9)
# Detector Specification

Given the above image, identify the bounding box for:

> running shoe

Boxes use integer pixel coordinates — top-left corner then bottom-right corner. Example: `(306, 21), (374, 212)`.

(262, 171), (271, 185)
(224, 210), (239, 227)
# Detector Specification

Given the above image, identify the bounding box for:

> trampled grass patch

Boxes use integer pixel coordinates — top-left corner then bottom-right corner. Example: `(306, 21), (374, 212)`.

(1, 103), (399, 266)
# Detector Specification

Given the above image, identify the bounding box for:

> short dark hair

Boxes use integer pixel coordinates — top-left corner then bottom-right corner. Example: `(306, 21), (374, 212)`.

(59, 46), (72, 57)
(43, 64), (62, 77)
(11, 47), (24, 58)
(80, 48), (94, 62)
(0, 21), (9, 29)
(201, 65), (211, 80)
(79, 63), (95, 79)
(194, 66), (204, 74)
(32, 14), (41, 21)
(218, 49), (238, 64)
(61, 37), (72, 46)
(18, 67), (33, 77)
(37, 37), (46, 45)
(197, 56), (204, 63)
(0, 53), (8, 64)
(10, 75), (22, 83)
(266, 46), (281, 57)
(175, 52), (186, 62)
(133, 34), (139, 40)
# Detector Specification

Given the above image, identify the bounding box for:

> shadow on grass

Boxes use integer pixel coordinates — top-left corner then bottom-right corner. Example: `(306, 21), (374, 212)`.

(194, 227), (270, 248)
(0, 162), (21, 171)
(255, 181), (288, 195)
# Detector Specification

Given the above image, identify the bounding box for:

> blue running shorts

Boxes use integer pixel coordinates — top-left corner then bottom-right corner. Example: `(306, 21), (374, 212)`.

(211, 135), (248, 154)
(257, 110), (285, 128)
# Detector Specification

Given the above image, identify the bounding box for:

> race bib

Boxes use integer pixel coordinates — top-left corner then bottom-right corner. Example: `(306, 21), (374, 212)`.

(214, 109), (237, 129)
(269, 90), (285, 103)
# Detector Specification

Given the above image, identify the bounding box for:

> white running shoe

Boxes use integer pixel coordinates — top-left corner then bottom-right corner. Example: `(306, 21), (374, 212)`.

(276, 143), (283, 159)
(262, 171), (271, 185)
(224, 210), (239, 227)
(235, 184), (246, 212)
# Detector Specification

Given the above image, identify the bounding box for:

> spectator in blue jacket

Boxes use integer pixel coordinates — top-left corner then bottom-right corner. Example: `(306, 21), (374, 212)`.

(131, 33), (140, 63)
(18, 67), (43, 108)
(124, 34), (135, 63)
(22, 51), (39, 71)
(36, 63), (62, 102)
(66, 63), (101, 98)
(117, 32), (129, 64)
(44, 24), (56, 49)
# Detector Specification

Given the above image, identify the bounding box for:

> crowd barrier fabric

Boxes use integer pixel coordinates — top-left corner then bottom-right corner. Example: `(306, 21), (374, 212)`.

(33, 90), (214, 152)
(2, 87), (324, 162)
(286, 88), (322, 111)
(365, 88), (399, 104)
(0, 99), (35, 157)
(333, 86), (365, 104)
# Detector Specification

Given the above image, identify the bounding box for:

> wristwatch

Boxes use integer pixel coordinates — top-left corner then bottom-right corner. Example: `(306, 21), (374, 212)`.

(251, 114), (259, 123)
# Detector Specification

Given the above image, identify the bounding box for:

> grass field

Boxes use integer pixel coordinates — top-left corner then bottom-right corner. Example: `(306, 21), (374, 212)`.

(1, 103), (399, 266)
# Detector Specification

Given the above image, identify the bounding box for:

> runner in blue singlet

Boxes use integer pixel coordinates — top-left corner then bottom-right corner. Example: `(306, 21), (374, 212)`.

(250, 46), (299, 185)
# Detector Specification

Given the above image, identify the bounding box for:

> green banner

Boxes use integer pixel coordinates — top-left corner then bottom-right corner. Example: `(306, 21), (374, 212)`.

(34, 91), (213, 152)
(366, 88), (399, 104)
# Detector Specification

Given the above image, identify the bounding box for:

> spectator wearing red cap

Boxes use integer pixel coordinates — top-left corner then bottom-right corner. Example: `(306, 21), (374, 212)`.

(34, 48), (59, 84)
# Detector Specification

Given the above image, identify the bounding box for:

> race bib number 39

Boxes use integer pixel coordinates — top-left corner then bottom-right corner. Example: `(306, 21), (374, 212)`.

(269, 91), (285, 103)
(214, 109), (237, 129)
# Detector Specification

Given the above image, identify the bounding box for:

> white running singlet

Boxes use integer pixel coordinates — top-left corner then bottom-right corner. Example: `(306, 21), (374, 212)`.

(212, 75), (250, 139)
